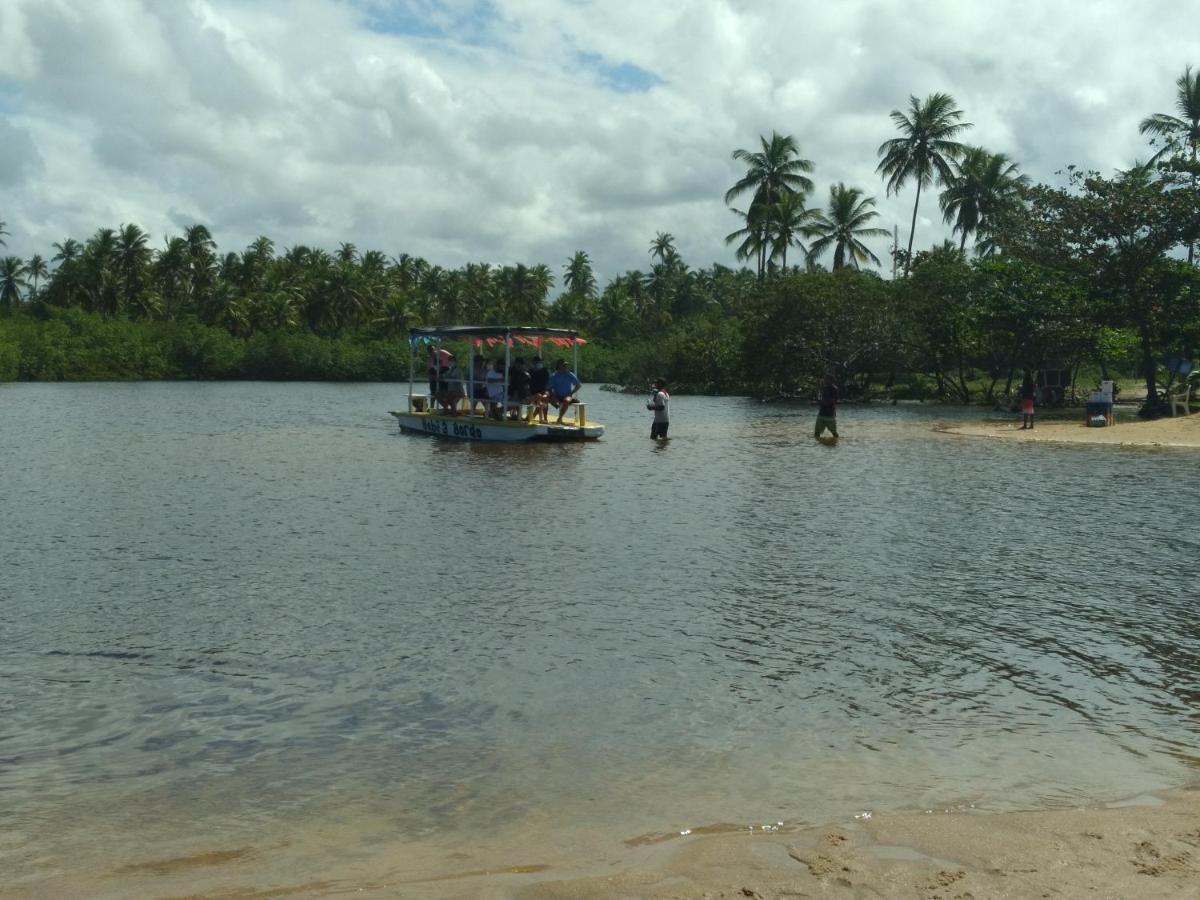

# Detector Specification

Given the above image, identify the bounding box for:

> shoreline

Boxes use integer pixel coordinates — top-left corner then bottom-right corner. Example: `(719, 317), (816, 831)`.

(937, 411), (1200, 448)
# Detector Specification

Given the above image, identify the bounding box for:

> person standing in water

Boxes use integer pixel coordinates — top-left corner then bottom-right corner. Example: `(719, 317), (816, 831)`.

(814, 377), (839, 440)
(1020, 374), (1036, 429)
(647, 378), (670, 439)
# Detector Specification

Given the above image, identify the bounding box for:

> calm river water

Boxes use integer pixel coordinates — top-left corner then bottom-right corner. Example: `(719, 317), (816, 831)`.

(1, 382), (1198, 895)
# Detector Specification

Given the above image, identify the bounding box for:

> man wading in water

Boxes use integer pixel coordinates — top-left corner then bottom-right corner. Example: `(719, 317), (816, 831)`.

(814, 377), (839, 441)
(647, 378), (669, 439)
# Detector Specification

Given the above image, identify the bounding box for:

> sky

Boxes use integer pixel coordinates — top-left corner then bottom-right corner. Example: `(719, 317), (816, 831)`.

(0, 0), (1196, 284)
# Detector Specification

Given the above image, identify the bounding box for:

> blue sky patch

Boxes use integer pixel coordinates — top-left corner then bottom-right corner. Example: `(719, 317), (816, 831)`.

(355, 0), (499, 46)
(575, 53), (661, 93)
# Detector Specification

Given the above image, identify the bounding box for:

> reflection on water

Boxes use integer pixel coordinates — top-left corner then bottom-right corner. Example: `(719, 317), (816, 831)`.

(1, 383), (1198, 890)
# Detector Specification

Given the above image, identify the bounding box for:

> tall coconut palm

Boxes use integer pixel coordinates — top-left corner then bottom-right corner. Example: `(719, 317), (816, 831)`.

(876, 92), (972, 274)
(0, 220), (8, 247)
(807, 184), (891, 270)
(939, 147), (1030, 254)
(82, 228), (118, 315)
(648, 232), (678, 267)
(52, 238), (81, 266)
(1140, 65), (1200, 162)
(766, 192), (817, 271)
(27, 254), (49, 298)
(724, 205), (770, 274)
(1139, 65), (1200, 263)
(725, 132), (815, 279)
(115, 224), (152, 313)
(562, 250), (597, 299)
(0, 256), (29, 309)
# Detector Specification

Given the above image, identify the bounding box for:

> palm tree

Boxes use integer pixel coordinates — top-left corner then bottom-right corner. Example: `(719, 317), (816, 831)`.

(648, 232), (678, 267)
(724, 205), (770, 273)
(808, 184), (891, 270)
(765, 192), (817, 271)
(938, 147), (1029, 254)
(82, 228), (118, 315)
(0, 257), (29, 309)
(1139, 65), (1200, 263)
(562, 251), (597, 299)
(115, 224), (152, 314)
(183, 224), (217, 310)
(725, 132), (815, 278)
(52, 238), (81, 266)
(0, 221), (8, 247)
(876, 92), (972, 274)
(26, 254), (49, 298)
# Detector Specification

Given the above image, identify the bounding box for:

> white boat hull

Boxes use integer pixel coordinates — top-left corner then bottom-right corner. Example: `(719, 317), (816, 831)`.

(391, 411), (604, 442)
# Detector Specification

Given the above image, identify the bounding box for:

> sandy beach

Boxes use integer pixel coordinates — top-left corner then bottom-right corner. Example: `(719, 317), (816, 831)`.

(17, 787), (1196, 899)
(504, 787), (1200, 900)
(938, 410), (1200, 449)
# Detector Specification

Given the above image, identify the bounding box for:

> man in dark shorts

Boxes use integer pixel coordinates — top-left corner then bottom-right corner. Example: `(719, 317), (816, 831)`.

(507, 357), (531, 420)
(814, 377), (839, 440)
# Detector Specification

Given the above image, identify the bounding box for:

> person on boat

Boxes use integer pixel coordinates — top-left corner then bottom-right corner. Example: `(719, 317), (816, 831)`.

(647, 378), (669, 439)
(814, 377), (839, 440)
(440, 360), (467, 414)
(527, 357), (551, 424)
(470, 355), (490, 416)
(485, 359), (506, 419)
(548, 359), (582, 424)
(507, 357), (531, 420)
(427, 345), (452, 399)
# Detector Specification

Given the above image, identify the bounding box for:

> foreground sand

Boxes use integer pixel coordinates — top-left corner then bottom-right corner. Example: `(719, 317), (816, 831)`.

(939, 410), (1200, 448)
(505, 787), (1200, 900)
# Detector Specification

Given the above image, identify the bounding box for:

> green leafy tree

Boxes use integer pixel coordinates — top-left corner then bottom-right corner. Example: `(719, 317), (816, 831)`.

(1000, 166), (1200, 411)
(807, 184), (890, 270)
(939, 147), (1029, 253)
(876, 92), (972, 274)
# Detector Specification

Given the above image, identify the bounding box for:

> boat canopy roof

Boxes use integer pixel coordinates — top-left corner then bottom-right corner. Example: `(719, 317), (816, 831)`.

(410, 325), (581, 340)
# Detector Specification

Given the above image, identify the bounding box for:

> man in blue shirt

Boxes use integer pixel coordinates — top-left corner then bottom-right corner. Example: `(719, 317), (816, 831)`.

(548, 359), (582, 424)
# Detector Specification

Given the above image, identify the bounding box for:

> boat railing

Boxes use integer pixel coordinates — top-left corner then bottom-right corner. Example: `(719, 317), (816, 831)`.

(407, 392), (588, 427)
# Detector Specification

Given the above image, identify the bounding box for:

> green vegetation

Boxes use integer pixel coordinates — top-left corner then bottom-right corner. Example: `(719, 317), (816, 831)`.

(1, 70), (1198, 414)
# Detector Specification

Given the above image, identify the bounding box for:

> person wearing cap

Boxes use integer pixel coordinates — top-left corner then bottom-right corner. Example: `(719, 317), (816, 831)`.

(548, 359), (582, 424)
(647, 378), (670, 439)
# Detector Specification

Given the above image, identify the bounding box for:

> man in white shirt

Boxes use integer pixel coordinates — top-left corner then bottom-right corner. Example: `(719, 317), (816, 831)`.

(647, 379), (669, 439)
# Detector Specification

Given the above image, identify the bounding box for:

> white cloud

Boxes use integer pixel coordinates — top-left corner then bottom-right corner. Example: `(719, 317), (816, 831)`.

(1, 0), (1197, 281)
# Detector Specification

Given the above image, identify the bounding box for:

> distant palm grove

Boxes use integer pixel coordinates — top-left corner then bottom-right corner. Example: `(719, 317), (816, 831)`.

(2, 67), (1198, 412)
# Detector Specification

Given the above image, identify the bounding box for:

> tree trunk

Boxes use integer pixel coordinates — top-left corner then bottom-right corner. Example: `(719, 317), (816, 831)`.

(905, 182), (922, 275)
(1139, 317), (1158, 413)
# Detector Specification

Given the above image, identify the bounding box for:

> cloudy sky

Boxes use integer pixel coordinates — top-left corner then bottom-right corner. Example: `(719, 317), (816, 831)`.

(0, 0), (1196, 282)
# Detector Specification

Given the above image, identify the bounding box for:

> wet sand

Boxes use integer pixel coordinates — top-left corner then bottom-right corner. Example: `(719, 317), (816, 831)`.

(10, 788), (1198, 899)
(509, 788), (1200, 900)
(939, 411), (1200, 448)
